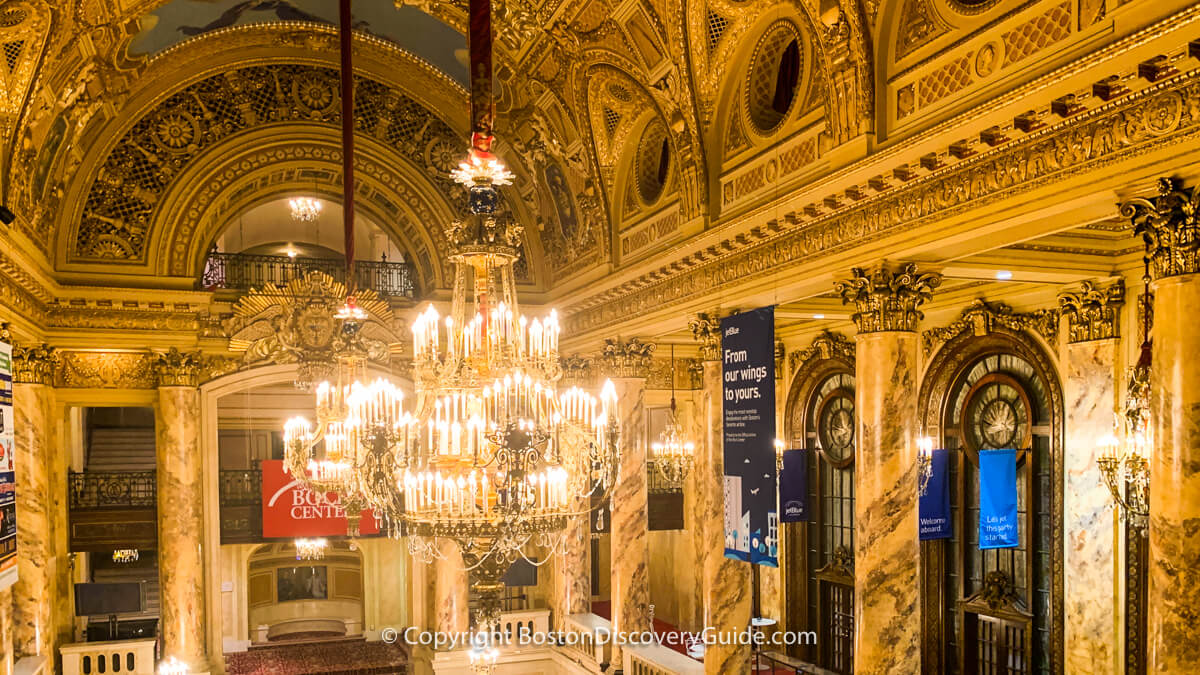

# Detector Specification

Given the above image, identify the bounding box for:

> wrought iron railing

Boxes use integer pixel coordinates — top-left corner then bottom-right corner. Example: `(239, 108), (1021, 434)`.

(69, 471), (157, 510)
(219, 469), (262, 506)
(201, 252), (416, 298)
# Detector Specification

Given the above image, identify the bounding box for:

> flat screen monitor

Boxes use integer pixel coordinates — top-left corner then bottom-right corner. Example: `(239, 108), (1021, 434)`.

(74, 582), (143, 617)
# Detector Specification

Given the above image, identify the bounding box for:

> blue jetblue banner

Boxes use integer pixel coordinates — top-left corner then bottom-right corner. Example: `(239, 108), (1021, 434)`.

(721, 307), (777, 567)
(779, 449), (808, 523)
(919, 448), (952, 540)
(978, 448), (1019, 549)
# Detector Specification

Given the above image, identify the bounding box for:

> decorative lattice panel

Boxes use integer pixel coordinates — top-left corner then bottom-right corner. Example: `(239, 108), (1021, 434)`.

(603, 108), (620, 134)
(1002, 2), (1072, 67)
(74, 64), (464, 261)
(3, 40), (23, 71)
(705, 10), (729, 55)
(918, 54), (973, 108)
(746, 21), (802, 134)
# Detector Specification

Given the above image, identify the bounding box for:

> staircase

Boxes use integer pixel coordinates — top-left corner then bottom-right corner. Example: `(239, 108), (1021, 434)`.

(86, 427), (156, 472)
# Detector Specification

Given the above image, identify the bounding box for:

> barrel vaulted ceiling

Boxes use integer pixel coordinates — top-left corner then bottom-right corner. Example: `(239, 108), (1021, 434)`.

(0, 0), (1194, 310)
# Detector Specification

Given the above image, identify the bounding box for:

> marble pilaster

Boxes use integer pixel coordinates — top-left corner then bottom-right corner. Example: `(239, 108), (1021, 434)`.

(551, 508), (590, 627)
(155, 348), (208, 670)
(697, 359), (751, 674)
(608, 376), (650, 642)
(0, 587), (12, 675)
(1147, 274), (1200, 671)
(1121, 180), (1200, 671)
(11, 346), (56, 661)
(1058, 280), (1122, 675)
(836, 263), (938, 675)
(433, 540), (469, 636)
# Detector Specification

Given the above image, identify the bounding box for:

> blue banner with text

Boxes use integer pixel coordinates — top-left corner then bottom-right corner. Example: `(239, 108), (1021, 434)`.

(721, 307), (777, 567)
(919, 448), (952, 540)
(978, 448), (1018, 550)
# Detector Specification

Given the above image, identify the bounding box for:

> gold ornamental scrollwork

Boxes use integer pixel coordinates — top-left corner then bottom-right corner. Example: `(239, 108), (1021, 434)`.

(836, 262), (941, 334)
(559, 355), (595, 389)
(788, 330), (856, 374)
(58, 352), (156, 389)
(922, 299), (1059, 357)
(224, 271), (403, 390)
(12, 342), (57, 385)
(152, 348), (202, 388)
(1121, 177), (1200, 281)
(595, 337), (656, 379)
(688, 312), (722, 362)
(1057, 279), (1125, 343)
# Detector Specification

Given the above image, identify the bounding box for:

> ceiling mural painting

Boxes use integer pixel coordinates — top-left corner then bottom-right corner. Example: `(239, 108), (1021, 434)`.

(127, 0), (469, 86)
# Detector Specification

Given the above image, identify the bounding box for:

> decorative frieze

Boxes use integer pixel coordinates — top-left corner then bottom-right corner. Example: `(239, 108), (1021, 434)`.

(1121, 177), (1200, 280)
(12, 343), (57, 384)
(688, 312), (721, 362)
(152, 348), (203, 388)
(1058, 280), (1125, 343)
(595, 337), (655, 379)
(835, 262), (941, 333)
(922, 299), (1059, 356)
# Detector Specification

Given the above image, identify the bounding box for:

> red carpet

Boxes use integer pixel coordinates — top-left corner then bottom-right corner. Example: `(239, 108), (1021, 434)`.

(226, 637), (409, 675)
(590, 600), (695, 657)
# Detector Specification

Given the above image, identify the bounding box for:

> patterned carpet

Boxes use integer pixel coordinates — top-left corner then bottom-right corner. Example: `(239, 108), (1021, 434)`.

(226, 637), (409, 675)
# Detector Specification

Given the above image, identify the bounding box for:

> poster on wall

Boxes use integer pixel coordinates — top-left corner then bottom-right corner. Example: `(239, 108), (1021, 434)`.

(721, 307), (778, 567)
(0, 339), (15, 591)
(978, 448), (1019, 549)
(260, 459), (381, 538)
(919, 448), (952, 540)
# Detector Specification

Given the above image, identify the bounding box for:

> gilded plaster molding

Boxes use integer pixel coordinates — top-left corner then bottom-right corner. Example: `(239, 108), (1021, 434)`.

(1058, 279), (1125, 343)
(595, 337), (656, 379)
(152, 347), (202, 388)
(12, 342), (56, 384)
(835, 262), (941, 333)
(922, 298), (1059, 356)
(1121, 177), (1200, 280)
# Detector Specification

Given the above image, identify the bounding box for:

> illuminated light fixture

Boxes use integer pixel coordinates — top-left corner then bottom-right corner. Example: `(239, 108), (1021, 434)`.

(294, 538), (329, 561)
(289, 197), (322, 223)
(917, 436), (934, 497)
(650, 346), (695, 489)
(158, 657), (190, 675)
(812, 314), (825, 319)
(1098, 258), (1152, 536)
(112, 549), (139, 564)
(286, 244), (298, 258)
(995, 270), (1014, 280)
(282, 4), (619, 671)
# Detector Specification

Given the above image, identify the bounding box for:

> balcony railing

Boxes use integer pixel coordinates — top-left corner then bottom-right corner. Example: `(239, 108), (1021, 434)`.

(69, 471), (156, 510)
(201, 252), (416, 298)
(219, 469), (262, 507)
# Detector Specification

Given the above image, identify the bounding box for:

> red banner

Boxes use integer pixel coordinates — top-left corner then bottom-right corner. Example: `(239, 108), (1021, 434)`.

(260, 459), (379, 538)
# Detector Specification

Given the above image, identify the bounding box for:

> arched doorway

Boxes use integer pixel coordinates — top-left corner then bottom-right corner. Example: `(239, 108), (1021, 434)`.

(919, 324), (1064, 675)
(246, 541), (364, 643)
(782, 332), (855, 672)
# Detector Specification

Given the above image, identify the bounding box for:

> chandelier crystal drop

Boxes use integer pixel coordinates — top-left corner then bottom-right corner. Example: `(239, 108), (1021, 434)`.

(294, 538), (329, 561)
(289, 197), (322, 223)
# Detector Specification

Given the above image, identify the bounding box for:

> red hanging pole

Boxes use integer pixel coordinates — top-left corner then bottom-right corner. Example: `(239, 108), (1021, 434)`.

(339, 0), (357, 294)
(468, 0), (494, 158)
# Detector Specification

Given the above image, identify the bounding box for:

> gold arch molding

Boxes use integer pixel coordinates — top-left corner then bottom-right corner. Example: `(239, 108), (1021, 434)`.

(53, 55), (546, 289)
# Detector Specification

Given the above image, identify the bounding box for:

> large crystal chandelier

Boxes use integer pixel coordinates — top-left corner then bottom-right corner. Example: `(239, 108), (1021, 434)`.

(289, 197), (322, 223)
(294, 538), (329, 561)
(281, 2), (619, 668)
(649, 346), (693, 489)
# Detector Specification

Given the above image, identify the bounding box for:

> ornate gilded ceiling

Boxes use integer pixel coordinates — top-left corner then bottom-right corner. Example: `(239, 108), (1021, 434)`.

(0, 0), (1194, 346)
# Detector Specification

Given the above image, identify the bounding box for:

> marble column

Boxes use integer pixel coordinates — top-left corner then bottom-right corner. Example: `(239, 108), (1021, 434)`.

(1058, 281), (1124, 675)
(552, 359), (595, 628)
(689, 315), (751, 675)
(153, 349), (208, 670)
(0, 586), (12, 675)
(597, 338), (654, 652)
(836, 263), (940, 675)
(10, 344), (57, 661)
(433, 540), (469, 636)
(1123, 180), (1200, 672)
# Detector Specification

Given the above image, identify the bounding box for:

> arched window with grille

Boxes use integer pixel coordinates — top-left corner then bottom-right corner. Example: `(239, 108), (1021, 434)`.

(919, 316), (1064, 675)
(783, 332), (855, 673)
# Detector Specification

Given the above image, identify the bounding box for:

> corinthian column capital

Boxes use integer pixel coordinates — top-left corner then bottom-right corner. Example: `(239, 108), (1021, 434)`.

(1058, 279), (1125, 343)
(152, 348), (203, 387)
(12, 343), (57, 385)
(1122, 177), (1200, 280)
(595, 338), (655, 379)
(688, 313), (722, 362)
(835, 262), (941, 333)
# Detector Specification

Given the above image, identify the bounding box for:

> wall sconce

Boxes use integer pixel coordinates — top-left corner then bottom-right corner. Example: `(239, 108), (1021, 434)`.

(917, 436), (934, 497)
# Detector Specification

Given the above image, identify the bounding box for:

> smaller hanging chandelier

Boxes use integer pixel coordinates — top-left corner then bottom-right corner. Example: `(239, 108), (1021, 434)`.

(649, 346), (694, 490)
(112, 549), (139, 564)
(289, 197), (323, 223)
(294, 538), (329, 561)
(917, 436), (935, 497)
